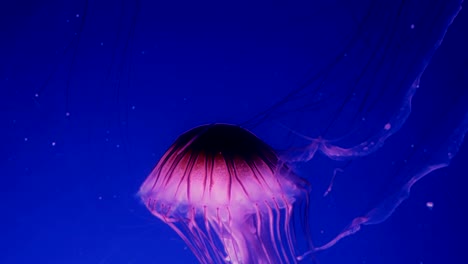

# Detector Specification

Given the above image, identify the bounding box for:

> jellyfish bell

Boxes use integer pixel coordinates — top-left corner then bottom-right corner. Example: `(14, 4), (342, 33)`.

(138, 124), (313, 264)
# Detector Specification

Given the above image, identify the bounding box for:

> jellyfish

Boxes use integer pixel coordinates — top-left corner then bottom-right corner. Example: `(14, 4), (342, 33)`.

(138, 124), (313, 263)
(137, 0), (468, 263)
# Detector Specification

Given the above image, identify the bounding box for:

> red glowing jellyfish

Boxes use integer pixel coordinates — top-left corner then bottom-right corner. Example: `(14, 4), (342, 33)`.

(138, 124), (312, 263)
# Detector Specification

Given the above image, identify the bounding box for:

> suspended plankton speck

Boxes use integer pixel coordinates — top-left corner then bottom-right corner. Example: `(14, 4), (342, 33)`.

(426, 201), (434, 210)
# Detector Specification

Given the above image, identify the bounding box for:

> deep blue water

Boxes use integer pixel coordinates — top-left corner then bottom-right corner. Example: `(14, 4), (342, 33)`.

(2, 0), (468, 263)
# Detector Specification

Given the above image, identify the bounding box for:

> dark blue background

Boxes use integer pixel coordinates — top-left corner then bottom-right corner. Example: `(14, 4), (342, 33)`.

(2, 0), (467, 263)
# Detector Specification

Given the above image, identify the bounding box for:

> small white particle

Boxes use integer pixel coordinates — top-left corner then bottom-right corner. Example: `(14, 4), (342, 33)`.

(426, 201), (434, 210)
